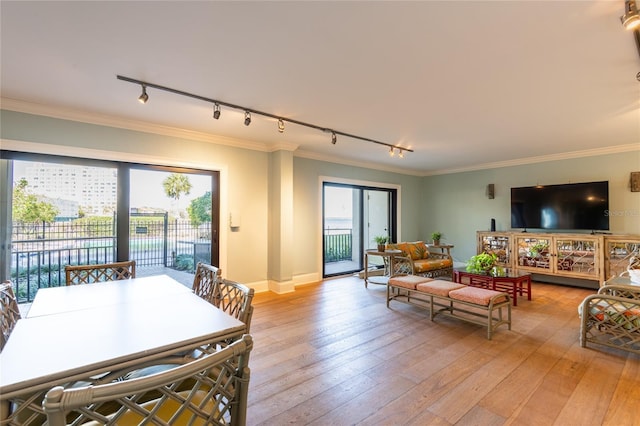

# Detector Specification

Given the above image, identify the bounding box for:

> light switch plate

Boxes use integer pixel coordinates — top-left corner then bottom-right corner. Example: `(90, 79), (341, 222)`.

(631, 172), (640, 192)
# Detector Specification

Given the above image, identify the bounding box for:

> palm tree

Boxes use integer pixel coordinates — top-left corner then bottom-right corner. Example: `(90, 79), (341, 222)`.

(162, 173), (192, 218)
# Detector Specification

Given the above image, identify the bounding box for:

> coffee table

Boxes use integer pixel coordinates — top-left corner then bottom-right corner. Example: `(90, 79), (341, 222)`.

(453, 267), (532, 306)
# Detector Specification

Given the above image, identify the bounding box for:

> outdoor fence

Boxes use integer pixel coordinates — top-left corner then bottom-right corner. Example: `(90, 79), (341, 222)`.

(9, 219), (351, 302)
(9, 215), (210, 303)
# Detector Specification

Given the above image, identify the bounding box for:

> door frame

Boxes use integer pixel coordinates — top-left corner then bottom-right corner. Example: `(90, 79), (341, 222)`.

(0, 150), (221, 284)
(320, 176), (400, 278)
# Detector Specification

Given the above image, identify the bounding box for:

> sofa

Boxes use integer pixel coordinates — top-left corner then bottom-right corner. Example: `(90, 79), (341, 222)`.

(386, 241), (453, 279)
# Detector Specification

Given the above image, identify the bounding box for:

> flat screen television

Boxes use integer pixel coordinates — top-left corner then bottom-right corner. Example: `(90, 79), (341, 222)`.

(510, 181), (609, 231)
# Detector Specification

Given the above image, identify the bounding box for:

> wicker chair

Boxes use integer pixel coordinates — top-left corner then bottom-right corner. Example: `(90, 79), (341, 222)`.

(192, 262), (221, 302)
(64, 260), (136, 285)
(0, 281), (21, 351)
(212, 278), (255, 332)
(579, 283), (640, 354)
(42, 334), (253, 426)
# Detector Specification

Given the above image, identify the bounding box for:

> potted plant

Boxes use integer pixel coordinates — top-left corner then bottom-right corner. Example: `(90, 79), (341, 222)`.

(466, 252), (498, 274)
(431, 231), (442, 246)
(373, 235), (388, 252)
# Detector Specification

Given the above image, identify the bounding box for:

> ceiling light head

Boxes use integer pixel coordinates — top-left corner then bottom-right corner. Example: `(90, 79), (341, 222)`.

(278, 119), (285, 133)
(244, 111), (251, 126)
(138, 85), (148, 104)
(331, 132), (337, 145)
(621, 0), (640, 30)
(389, 147), (395, 157)
(398, 149), (404, 159)
(213, 103), (221, 119)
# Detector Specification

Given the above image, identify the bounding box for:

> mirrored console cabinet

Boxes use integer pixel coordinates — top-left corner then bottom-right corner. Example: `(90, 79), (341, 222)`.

(477, 231), (640, 286)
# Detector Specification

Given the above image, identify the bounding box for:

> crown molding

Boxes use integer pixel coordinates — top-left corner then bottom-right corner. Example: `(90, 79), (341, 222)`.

(294, 149), (424, 176)
(0, 97), (272, 152)
(423, 143), (640, 176)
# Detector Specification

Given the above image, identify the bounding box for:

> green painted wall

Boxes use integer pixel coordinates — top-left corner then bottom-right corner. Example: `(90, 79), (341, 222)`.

(2, 109), (638, 288)
(422, 152), (640, 265)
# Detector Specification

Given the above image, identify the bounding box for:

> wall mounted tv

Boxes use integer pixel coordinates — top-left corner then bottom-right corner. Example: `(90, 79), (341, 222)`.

(510, 181), (609, 231)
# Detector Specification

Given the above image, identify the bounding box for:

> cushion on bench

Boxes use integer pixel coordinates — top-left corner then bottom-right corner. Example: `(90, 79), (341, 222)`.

(389, 275), (432, 290)
(416, 280), (466, 297)
(449, 286), (508, 306)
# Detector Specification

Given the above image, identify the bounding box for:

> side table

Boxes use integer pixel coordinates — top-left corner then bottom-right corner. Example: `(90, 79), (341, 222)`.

(364, 249), (402, 288)
(427, 244), (454, 257)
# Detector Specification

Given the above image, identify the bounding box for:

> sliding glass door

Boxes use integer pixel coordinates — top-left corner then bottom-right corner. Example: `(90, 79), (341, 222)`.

(129, 166), (215, 274)
(322, 182), (396, 277)
(0, 152), (219, 302)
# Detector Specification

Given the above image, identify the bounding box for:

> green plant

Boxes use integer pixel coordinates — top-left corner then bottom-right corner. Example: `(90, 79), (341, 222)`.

(431, 231), (442, 241)
(528, 241), (549, 258)
(174, 254), (194, 271)
(373, 235), (388, 244)
(466, 252), (498, 273)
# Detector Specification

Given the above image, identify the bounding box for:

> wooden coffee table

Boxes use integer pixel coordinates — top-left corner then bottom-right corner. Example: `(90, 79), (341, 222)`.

(453, 267), (532, 306)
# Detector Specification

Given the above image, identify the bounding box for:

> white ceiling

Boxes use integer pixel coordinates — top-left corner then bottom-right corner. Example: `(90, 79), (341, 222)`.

(1, 1), (639, 175)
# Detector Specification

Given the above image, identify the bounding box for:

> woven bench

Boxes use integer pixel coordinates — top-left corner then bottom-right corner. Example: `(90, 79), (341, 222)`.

(387, 275), (512, 340)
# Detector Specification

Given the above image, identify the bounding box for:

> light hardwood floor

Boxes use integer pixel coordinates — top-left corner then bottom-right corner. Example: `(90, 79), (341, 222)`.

(246, 276), (640, 426)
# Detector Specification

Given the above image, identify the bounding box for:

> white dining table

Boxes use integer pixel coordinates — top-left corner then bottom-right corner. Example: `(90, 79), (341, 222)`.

(26, 274), (192, 317)
(0, 275), (246, 417)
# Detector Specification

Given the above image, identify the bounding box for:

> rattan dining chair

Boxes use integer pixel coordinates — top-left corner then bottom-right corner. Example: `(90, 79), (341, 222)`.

(212, 278), (255, 332)
(0, 281), (21, 351)
(192, 262), (221, 301)
(64, 260), (136, 285)
(42, 334), (253, 426)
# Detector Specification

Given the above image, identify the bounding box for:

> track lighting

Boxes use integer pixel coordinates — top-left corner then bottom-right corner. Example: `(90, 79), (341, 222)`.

(138, 85), (148, 104)
(117, 75), (413, 158)
(398, 150), (404, 159)
(621, 0), (640, 30)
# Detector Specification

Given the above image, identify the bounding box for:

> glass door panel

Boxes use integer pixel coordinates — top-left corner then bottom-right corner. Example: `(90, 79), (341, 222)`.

(129, 168), (214, 283)
(9, 159), (118, 301)
(323, 183), (395, 278)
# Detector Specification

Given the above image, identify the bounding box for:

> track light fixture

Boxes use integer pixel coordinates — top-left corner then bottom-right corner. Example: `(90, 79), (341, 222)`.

(117, 75), (413, 157)
(621, 0), (640, 30)
(138, 85), (148, 104)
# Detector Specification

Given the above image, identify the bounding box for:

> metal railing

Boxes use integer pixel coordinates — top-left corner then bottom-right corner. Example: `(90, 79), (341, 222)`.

(9, 221), (347, 302)
(324, 228), (353, 262)
(9, 217), (210, 303)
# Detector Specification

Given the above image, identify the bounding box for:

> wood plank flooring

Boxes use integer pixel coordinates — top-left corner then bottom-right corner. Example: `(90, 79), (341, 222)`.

(246, 276), (640, 426)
